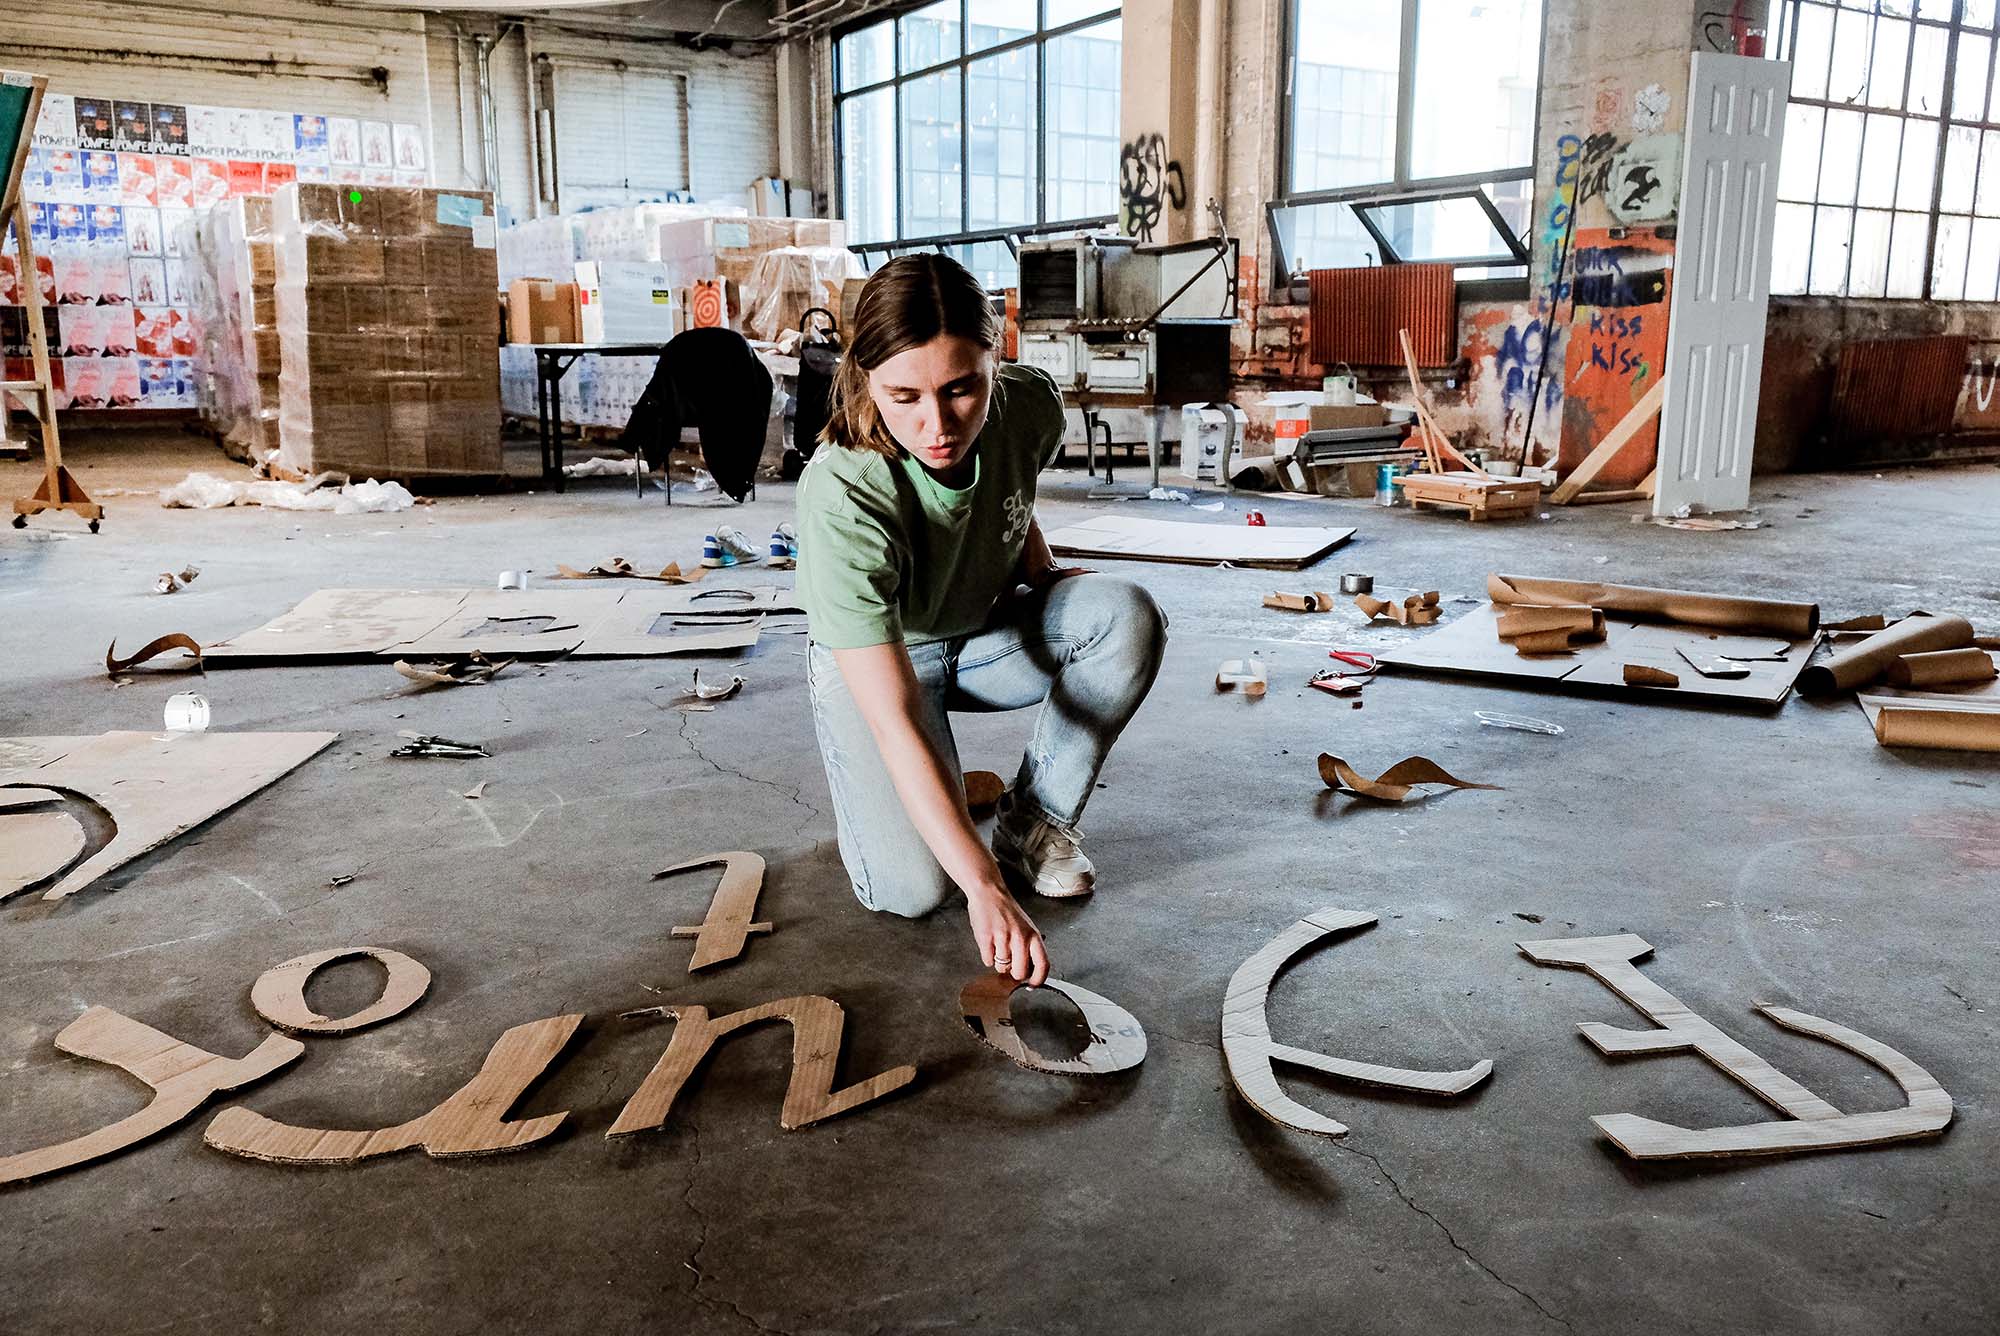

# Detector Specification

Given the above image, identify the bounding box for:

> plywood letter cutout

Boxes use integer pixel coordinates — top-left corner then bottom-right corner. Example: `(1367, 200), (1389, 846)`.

(204, 1014), (580, 1164)
(0, 1007), (303, 1187)
(1519, 934), (1953, 1159)
(608, 997), (915, 1135)
(655, 852), (771, 971)
(1223, 910), (1493, 1138)
(250, 947), (433, 1035)
(959, 975), (1148, 1076)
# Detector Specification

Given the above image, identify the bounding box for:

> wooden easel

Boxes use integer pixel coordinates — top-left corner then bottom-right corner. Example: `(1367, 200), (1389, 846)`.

(3, 71), (99, 532)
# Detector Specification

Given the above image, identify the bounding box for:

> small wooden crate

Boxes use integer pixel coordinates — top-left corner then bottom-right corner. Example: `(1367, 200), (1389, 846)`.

(1394, 471), (1542, 521)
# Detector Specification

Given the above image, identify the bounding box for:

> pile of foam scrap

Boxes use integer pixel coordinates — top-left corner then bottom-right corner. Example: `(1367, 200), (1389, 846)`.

(1356, 590), (1440, 626)
(1496, 603), (1605, 655)
(1803, 613), (2000, 753)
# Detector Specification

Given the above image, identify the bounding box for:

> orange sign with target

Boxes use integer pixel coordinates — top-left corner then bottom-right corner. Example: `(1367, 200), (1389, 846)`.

(689, 279), (727, 329)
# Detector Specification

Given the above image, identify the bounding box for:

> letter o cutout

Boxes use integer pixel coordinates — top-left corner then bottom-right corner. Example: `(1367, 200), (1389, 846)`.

(959, 974), (1146, 1075)
(251, 947), (432, 1035)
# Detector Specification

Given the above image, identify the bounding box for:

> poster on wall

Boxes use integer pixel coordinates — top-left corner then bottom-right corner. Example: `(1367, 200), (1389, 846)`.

(33, 92), (76, 149)
(81, 151), (119, 205)
(152, 103), (188, 156)
(155, 158), (193, 210)
(113, 101), (152, 149)
(254, 111), (293, 163)
(392, 121), (427, 186)
(119, 153), (157, 207)
(73, 97), (116, 151)
(328, 116), (361, 174)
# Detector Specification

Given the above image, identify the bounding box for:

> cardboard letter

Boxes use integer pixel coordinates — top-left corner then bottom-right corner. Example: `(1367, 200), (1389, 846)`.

(1223, 911), (1493, 1138)
(609, 997), (915, 1134)
(0, 1007), (303, 1187)
(959, 975), (1148, 1075)
(1520, 934), (1952, 1158)
(204, 1015), (579, 1163)
(656, 852), (772, 972)
(250, 947), (432, 1035)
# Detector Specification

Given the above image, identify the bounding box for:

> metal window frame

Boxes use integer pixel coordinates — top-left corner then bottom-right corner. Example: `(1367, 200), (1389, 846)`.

(1773, 0), (2000, 301)
(1270, 0), (1545, 287)
(1349, 186), (1533, 267)
(833, 0), (1121, 248)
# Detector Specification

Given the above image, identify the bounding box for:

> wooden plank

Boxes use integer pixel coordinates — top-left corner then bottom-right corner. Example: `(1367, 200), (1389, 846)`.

(1222, 911), (1493, 1139)
(1549, 375), (1669, 505)
(959, 975), (1147, 1075)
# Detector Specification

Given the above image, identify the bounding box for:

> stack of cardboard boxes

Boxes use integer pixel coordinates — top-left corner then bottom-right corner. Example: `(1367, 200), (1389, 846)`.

(272, 184), (501, 476)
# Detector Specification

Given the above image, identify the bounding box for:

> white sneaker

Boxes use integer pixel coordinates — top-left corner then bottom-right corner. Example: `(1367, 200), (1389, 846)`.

(992, 794), (1095, 899)
(700, 525), (761, 568)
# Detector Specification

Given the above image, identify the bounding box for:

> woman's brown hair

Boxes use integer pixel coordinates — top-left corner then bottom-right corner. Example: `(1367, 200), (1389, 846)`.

(820, 253), (999, 457)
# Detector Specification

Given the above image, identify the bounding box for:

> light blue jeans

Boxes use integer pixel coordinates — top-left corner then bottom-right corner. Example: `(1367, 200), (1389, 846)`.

(807, 574), (1168, 918)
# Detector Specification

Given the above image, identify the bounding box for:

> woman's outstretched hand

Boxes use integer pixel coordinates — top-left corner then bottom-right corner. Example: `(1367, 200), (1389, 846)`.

(966, 885), (1050, 987)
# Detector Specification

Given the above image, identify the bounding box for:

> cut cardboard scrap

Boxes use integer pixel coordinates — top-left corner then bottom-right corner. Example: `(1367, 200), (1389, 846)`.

(1489, 574), (1819, 640)
(552, 558), (704, 584)
(1801, 614), (1974, 696)
(1885, 648), (1996, 689)
(1676, 647), (1750, 679)
(392, 652), (514, 691)
(1, 810), (87, 897)
(1223, 909), (1493, 1138)
(1623, 664), (1680, 688)
(964, 770), (1006, 814)
(1264, 591), (1336, 613)
(1520, 934), (1952, 1159)
(206, 1014), (581, 1164)
(105, 634), (204, 675)
(1317, 754), (1500, 804)
(1215, 659), (1268, 697)
(1826, 614), (1889, 632)
(1356, 590), (1440, 626)
(608, 997), (916, 1134)
(205, 588), (468, 661)
(959, 974), (1147, 1076)
(1045, 513), (1356, 570)
(0, 1007), (303, 1187)
(0, 732), (338, 902)
(656, 852), (772, 971)
(250, 947), (433, 1035)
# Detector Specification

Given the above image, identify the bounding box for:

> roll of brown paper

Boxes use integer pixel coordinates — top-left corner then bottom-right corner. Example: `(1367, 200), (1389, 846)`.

(1874, 706), (2000, 752)
(1800, 615), (1975, 695)
(1489, 574), (1819, 639)
(1495, 604), (1605, 641)
(1886, 648), (1998, 688)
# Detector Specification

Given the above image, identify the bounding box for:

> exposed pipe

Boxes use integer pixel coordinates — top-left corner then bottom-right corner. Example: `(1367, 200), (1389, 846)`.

(1194, 0), (1228, 238)
(474, 31), (503, 199)
(526, 25), (550, 216)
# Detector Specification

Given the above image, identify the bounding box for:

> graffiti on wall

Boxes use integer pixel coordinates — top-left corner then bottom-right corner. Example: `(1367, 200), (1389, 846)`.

(1119, 133), (1185, 244)
(1560, 227), (1674, 483)
(1606, 134), (1683, 224)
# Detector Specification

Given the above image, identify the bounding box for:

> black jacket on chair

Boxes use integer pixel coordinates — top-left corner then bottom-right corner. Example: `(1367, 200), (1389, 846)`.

(620, 328), (771, 502)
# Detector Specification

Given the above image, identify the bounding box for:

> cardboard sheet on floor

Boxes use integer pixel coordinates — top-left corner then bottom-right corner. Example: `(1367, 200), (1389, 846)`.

(1378, 603), (1809, 705)
(205, 589), (466, 662)
(570, 601), (763, 657)
(1045, 514), (1356, 569)
(0, 731), (338, 900)
(1858, 677), (2000, 753)
(640, 584), (804, 617)
(391, 589), (626, 658)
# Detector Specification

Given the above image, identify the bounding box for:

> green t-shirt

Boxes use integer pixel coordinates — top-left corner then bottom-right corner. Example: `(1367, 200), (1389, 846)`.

(797, 362), (1067, 649)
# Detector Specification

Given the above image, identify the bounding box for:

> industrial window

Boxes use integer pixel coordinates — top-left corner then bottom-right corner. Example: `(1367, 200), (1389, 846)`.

(1274, 0), (1543, 276)
(836, 0), (1121, 288)
(1771, 0), (2000, 300)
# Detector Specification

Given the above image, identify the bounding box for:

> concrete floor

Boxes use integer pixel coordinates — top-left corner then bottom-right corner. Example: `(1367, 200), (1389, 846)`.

(3, 431), (1998, 1335)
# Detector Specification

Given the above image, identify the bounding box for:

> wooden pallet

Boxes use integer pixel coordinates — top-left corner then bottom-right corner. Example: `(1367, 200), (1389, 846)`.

(1395, 470), (1541, 521)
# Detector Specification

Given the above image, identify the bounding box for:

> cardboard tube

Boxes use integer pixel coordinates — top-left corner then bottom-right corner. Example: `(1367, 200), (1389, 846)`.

(1886, 649), (1998, 688)
(1490, 574), (1819, 639)
(1800, 615), (1975, 695)
(1874, 706), (2000, 752)
(1512, 628), (1581, 655)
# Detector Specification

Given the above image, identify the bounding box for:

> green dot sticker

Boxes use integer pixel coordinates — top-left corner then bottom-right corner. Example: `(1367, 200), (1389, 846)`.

(347, 189), (363, 203)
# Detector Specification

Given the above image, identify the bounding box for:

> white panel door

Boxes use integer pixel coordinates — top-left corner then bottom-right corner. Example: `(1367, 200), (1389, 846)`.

(550, 61), (687, 211)
(1653, 53), (1791, 517)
